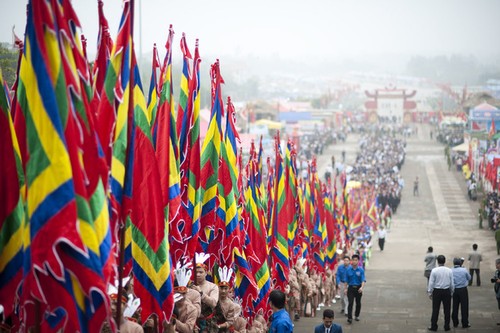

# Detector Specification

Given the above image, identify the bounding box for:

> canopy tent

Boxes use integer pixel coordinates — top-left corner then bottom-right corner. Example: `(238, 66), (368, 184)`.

(469, 102), (500, 121)
(451, 142), (468, 152)
(253, 119), (283, 129)
(439, 116), (466, 130)
(345, 180), (361, 192)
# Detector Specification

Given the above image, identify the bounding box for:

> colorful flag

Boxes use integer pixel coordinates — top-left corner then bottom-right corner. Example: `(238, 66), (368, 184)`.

(489, 117), (496, 139)
(18, 0), (110, 329)
(0, 68), (24, 320)
(217, 97), (241, 264)
(199, 60), (224, 258)
(154, 26), (183, 260)
(285, 140), (300, 251)
(324, 184), (337, 269)
(93, 0), (113, 89)
(233, 247), (259, 319)
(146, 43), (161, 127)
(176, 33), (192, 163)
(129, 52), (175, 322)
(244, 152), (271, 316)
(91, 0), (113, 116)
(269, 133), (291, 291)
(185, 40), (202, 259)
(96, 0), (134, 238)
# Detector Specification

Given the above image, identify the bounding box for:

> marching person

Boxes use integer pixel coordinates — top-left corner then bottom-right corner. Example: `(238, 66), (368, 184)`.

(174, 264), (198, 333)
(344, 254), (365, 324)
(190, 253), (219, 333)
(336, 256), (350, 315)
(214, 266), (242, 333)
(377, 225), (386, 251)
(268, 290), (293, 333)
(424, 246), (437, 284)
(313, 309), (343, 333)
(109, 291), (144, 333)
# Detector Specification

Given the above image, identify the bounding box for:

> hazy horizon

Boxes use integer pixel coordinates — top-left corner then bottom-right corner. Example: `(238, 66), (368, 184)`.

(1, 0), (499, 68)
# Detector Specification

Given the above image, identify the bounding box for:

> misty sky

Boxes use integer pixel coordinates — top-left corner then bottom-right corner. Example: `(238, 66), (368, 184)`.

(1, 0), (499, 62)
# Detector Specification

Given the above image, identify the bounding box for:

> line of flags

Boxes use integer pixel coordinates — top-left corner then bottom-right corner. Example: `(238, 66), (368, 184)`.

(0, 0), (383, 331)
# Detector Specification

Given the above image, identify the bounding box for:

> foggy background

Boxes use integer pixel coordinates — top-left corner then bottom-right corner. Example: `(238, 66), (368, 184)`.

(1, 0), (499, 101)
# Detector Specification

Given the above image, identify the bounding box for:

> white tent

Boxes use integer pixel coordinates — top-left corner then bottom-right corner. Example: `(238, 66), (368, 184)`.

(451, 142), (468, 152)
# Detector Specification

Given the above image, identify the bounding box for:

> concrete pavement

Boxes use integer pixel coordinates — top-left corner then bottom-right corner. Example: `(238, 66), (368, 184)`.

(293, 124), (500, 332)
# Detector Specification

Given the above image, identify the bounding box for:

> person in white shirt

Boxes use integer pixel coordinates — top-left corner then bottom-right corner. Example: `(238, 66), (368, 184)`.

(427, 255), (454, 331)
(377, 225), (386, 251)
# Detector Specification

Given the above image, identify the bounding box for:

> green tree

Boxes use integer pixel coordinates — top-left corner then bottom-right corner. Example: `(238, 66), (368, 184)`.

(0, 42), (19, 88)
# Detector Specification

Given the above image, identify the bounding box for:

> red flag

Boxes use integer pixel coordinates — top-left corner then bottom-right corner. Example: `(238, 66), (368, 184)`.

(489, 118), (496, 139)
(472, 121), (481, 131)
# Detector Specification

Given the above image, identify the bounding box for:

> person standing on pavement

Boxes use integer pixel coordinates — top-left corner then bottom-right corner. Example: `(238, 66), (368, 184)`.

(424, 246), (437, 284)
(468, 243), (482, 286)
(427, 255), (454, 332)
(344, 254), (365, 324)
(377, 225), (387, 251)
(491, 258), (500, 325)
(336, 256), (350, 315)
(495, 229), (500, 255)
(313, 309), (343, 333)
(413, 176), (419, 196)
(451, 257), (471, 328)
(268, 290), (293, 333)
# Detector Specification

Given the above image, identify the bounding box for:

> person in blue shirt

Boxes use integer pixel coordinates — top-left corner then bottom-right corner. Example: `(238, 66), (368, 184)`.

(268, 290), (293, 333)
(451, 257), (471, 328)
(335, 256), (350, 315)
(313, 309), (343, 333)
(343, 254), (366, 324)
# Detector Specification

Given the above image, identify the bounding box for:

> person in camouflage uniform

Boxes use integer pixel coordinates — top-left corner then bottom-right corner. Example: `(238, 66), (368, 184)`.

(287, 268), (301, 320)
(323, 267), (336, 307)
(213, 266), (242, 333)
(295, 261), (309, 317)
(246, 314), (266, 333)
(191, 260), (219, 333)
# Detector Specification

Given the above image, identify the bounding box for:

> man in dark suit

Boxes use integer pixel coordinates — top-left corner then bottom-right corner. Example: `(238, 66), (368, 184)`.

(313, 309), (342, 333)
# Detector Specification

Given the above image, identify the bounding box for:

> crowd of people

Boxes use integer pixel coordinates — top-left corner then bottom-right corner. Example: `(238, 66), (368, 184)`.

(424, 243), (488, 330)
(436, 127), (465, 147)
(94, 124), (411, 333)
(349, 125), (407, 226)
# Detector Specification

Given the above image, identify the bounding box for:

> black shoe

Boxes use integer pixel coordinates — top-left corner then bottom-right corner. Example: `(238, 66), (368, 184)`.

(427, 328), (437, 332)
(462, 324), (471, 328)
(340, 309), (344, 314)
(444, 328), (450, 332)
(355, 317), (360, 321)
(347, 319), (352, 324)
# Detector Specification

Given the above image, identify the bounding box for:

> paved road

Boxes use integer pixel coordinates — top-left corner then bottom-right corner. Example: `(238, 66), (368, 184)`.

(295, 124), (500, 332)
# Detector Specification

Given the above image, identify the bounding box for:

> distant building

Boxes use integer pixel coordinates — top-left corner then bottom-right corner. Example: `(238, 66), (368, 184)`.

(364, 86), (417, 123)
